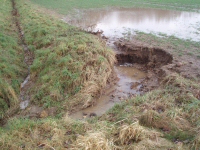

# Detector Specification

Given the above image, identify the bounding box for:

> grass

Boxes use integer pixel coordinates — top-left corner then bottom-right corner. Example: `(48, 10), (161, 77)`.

(15, 0), (115, 112)
(2, 73), (199, 149)
(118, 122), (145, 145)
(0, 0), (26, 119)
(30, 0), (200, 15)
(72, 131), (113, 150)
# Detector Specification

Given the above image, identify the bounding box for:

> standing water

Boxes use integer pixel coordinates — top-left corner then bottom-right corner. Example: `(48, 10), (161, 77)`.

(64, 7), (200, 41)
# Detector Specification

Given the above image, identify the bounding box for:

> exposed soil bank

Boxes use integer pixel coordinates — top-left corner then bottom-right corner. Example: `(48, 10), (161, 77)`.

(63, 7), (200, 119)
(115, 41), (173, 67)
(114, 40), (175, 92)
(115, 39), (200, 89)
(70, 32), (199, 119)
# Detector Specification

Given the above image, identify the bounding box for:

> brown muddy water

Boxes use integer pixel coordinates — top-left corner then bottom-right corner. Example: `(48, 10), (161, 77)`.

(70, 65), (146, 119)
(64, 7), (200, 41)
(67, 7), (200, 119)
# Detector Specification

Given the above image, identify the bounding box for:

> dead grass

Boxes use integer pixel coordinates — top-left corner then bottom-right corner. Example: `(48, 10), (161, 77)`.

(72, 131), (113, 150)
(101, 73), (200, 149)
(119, 121), (145, 145)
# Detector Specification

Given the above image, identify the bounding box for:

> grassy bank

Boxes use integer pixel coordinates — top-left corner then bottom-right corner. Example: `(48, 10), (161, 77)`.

(15, 0), (115, 112)
(0, 0), (26, 118)
(30, 0), (200, 14)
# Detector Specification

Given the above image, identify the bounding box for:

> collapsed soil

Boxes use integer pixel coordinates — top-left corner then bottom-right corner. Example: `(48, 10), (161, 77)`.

(114, 38), (200, 88)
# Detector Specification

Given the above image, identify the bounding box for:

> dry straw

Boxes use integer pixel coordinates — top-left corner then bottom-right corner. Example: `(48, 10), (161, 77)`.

(119, 121), (145, 145)
(72, 131), (113, 150)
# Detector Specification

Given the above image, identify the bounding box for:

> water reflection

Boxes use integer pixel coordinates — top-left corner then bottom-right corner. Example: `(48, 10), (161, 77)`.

(65, 7), (200, 41)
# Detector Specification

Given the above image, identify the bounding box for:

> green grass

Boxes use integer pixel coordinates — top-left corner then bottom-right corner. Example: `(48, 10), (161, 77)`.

(0, 0), (26, 119)
(16, 0), (115, 112)
(30, 0), (200, 15)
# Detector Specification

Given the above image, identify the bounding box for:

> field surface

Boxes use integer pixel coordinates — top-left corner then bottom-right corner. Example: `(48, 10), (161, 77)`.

(30, 0), (200, 14)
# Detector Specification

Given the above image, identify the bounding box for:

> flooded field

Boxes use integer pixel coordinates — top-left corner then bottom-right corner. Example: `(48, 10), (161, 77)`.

(64, 7), (200, 41)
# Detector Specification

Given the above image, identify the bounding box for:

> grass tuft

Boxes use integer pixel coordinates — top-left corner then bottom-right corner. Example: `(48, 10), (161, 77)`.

(119, 121), (145, 145)
(72, 131), (113, 150)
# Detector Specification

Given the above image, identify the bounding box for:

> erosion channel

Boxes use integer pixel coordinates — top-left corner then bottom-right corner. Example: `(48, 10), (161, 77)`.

(66, 8), (179, 119)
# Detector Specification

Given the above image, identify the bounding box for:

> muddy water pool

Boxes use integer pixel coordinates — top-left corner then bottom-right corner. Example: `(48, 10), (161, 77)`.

(64, 7), (200, 41)
(70, 65), (146, 119)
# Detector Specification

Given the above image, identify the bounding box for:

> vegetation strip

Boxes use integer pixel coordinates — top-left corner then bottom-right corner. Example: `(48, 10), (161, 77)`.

(30, 0), (200, 15)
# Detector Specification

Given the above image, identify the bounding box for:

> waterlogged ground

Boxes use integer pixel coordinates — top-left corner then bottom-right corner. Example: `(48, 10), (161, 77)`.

(64, 7), (200, 41)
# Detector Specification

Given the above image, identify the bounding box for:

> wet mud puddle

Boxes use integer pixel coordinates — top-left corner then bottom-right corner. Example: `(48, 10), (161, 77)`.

(70, 65), (146, 119)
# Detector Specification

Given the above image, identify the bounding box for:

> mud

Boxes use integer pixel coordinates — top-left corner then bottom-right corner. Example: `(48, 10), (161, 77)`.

(67, 6), (200, 81)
